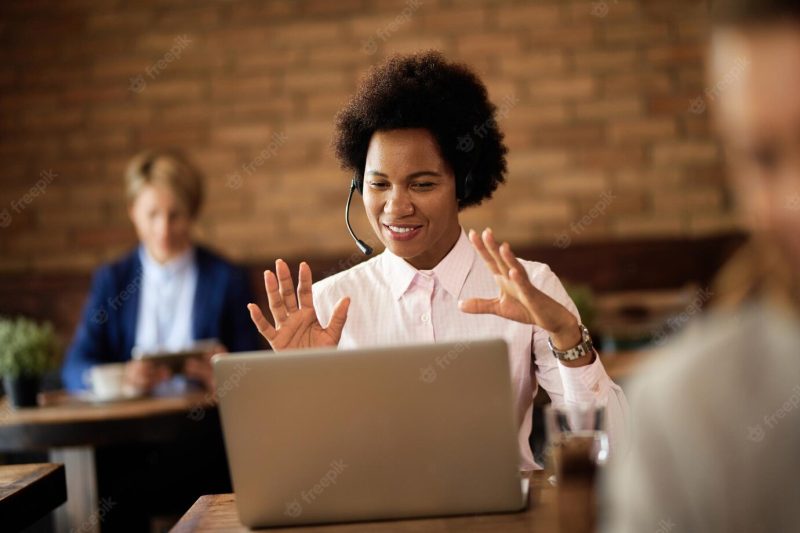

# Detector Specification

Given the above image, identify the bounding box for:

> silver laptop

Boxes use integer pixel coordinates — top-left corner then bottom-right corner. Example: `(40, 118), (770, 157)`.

(213, 338), (527, 528)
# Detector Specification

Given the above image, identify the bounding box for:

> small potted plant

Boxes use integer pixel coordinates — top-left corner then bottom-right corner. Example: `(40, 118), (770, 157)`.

(0, 316), (59, 408)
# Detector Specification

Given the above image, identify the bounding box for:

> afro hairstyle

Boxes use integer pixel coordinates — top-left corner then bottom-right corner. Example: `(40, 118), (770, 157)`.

(333, 50), (508, 209)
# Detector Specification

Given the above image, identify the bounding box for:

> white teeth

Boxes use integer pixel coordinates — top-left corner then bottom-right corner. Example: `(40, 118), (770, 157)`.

(388, 225), (415, 233)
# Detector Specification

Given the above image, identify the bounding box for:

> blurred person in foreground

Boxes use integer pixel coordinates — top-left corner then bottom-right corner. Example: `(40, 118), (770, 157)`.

(604, 1), (800, 531)
(62, 150), (260, 393)
(247, 51), (629, 472)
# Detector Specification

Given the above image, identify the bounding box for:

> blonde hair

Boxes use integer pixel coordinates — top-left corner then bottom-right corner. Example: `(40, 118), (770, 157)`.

(713, 234), (800, 315)
(125, 150), (204, 218)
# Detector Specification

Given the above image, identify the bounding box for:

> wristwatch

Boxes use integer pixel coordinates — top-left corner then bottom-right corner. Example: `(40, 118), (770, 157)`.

(548, 324), (594, 362)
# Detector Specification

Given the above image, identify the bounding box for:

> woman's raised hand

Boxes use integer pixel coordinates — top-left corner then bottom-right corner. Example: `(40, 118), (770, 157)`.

(247, 260), (350, 351)
(458, 228), (581, 348)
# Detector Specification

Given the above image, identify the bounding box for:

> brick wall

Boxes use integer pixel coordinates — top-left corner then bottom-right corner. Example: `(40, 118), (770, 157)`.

(0, 0), (737, 274)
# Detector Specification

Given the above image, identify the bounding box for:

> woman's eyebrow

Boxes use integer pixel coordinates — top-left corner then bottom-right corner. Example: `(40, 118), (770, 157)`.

(364, 170), (442, 179)
(407, 171), (442, 179)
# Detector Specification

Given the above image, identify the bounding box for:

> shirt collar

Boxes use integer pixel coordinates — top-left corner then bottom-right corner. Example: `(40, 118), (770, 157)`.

(382, 229), (475, 300)
(139, 245), (195, 281)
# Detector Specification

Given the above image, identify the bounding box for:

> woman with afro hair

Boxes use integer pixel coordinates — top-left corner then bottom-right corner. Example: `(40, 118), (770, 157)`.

(248, 51), (628, 471)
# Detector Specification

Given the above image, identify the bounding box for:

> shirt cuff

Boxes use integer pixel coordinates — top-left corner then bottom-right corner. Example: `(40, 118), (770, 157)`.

(557, 350), (612, 403)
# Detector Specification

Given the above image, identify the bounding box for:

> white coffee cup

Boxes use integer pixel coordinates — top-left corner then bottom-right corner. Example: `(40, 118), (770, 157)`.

(85, 363), (130, 401)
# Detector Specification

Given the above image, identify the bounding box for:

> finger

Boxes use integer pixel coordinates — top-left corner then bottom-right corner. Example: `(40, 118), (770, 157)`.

(325, 297), (350, 342)
(458, 297), (500, 315)
(248, 303), (277, 341)
(275, 259), (299, 313)
(499, 242), (527, 282)
(509, 267), (544, 308)
(482, 228), (509, 278)
(297, 262), (315, 309)
(469, 228), (502, 275)
(264, 270), (288, 323)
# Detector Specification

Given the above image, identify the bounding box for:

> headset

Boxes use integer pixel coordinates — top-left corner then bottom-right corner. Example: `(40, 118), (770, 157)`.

(345, 135), (481, 256)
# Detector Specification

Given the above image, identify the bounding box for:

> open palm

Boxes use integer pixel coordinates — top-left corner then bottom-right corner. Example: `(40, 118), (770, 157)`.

(459, 228), (577, 335)
(248, 260), (350, 351)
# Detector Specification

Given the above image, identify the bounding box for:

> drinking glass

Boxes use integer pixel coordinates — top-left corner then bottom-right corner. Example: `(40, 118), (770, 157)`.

(544, 403), (608, 533)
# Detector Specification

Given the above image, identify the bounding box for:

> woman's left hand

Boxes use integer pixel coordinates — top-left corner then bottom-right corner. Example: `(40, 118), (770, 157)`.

(458, 228), (582, 351)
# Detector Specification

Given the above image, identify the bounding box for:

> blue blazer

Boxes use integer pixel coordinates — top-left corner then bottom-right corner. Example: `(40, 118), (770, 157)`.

(62, 246), (262, 391)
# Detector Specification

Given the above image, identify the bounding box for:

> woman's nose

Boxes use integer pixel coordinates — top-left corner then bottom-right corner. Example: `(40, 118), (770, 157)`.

(384, 188), (414, 216)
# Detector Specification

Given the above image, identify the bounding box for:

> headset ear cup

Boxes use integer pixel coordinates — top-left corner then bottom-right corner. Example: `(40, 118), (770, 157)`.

(352, 173), (364, 195)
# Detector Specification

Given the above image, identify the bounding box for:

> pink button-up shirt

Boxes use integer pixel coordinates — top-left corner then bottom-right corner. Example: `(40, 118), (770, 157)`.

(313, 230), (628, 470)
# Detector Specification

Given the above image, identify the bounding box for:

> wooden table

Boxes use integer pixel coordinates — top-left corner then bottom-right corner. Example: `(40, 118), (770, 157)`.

(0, 463), (67, 532)
(171, 472), (567, 532)
(0, 391), (216, 533)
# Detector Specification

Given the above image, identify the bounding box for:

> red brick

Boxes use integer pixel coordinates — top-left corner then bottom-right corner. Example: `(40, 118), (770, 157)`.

(498, 53), (567, 77)
(609, 118), (677, 143)
(528, 76), (596, 102)
(495, 5), (561, 29)
(456, 34), (522, 57)
(0, 0), (729, 275)
(271, 21), (343, 44)
(646, 44), (705, 65)
(381, 36), (449, 56)
(210, 74), (278, 99)
(284, 70), (348, 92)
(211, 125), (275, 147)
(574, 49), (639, 72)
(653, 142), (719, 165)
(603, 72), (673, 94)
(575, 97), (642, 120)
(602, 23), (670, 44)
(136, 80), (206, 102)
(421, 10), (480, 35)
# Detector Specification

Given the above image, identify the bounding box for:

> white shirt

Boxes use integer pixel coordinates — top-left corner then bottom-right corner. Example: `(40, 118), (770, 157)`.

(134, 246), (198, 353)
(313, 230), (629, 471)
(605, 302), (800, 532)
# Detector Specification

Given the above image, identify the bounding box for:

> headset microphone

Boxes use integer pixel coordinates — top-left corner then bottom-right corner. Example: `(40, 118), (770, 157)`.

(345, 175), (373, 256)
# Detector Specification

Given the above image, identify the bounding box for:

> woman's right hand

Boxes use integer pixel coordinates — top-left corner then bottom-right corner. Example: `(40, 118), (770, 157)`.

(247, 259), (350, 351)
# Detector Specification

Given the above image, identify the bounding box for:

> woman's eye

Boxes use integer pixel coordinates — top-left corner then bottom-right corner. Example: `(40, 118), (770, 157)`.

(368, 181), (388, 189)
(412, 182), (435, 190)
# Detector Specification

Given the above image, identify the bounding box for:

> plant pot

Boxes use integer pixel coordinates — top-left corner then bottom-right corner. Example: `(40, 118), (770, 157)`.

(3, 375), (40, 408)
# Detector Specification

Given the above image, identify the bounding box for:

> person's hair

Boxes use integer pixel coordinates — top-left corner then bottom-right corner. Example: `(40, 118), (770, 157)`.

(333, 50), (508, 210)
(125, 150), (204, 218)
(712, 0), (800, 26)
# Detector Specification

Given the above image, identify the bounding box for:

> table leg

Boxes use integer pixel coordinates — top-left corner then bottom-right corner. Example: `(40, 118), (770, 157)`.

(50, 446), (100, 533)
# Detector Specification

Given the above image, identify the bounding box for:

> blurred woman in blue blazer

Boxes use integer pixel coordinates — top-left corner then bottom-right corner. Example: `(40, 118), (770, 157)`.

(62, 150), (261, 393)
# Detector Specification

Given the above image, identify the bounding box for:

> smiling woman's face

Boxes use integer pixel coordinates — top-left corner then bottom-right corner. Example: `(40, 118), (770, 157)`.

(363, 128), (462, 270)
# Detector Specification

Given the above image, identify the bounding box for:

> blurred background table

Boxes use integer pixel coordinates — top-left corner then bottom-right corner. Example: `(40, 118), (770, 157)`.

(0, 391), (218, 533)
(0, 463), (67, 532)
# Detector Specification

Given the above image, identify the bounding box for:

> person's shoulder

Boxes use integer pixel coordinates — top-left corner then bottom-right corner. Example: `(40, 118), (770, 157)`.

(195, 245), (249, 280)
(195, 245), (236, 269)
(313, 254), (385, 297)
(95, 248), (140, 285)
(631, 303), (799, 410)
(513, 258), (567, 295)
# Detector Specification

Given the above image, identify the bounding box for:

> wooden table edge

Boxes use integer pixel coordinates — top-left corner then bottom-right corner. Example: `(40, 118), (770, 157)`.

(0, 463), (67, 532)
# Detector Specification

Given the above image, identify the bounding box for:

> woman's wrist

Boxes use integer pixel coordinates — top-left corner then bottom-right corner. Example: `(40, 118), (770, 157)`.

(549, 317), (581, 350)
(550, 319), (596, 368)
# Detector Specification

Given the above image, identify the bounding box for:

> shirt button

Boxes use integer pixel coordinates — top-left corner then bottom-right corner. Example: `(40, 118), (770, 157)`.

(421, 313), (430, 323)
